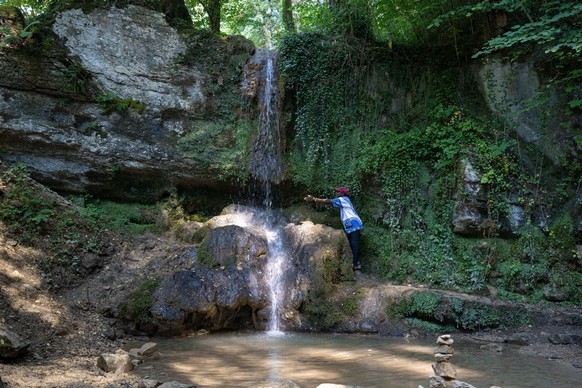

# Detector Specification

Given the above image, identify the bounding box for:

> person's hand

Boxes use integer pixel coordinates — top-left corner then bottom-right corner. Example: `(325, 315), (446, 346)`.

(304, 195), (314, 202)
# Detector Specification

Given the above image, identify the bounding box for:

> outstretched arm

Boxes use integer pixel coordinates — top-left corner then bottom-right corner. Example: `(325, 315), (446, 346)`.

(304, 195), (332, 204)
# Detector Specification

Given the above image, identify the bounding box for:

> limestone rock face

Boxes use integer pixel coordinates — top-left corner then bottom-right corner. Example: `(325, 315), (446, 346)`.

(203, 224), (268, 269)
(52, 6), (203, 113)
(0, 5), (255, 202)
(473, 60), (568, 166)
(451, 159), (529, 237)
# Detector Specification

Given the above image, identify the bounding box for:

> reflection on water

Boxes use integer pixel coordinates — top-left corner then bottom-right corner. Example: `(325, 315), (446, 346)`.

(133, 332), (581, 388)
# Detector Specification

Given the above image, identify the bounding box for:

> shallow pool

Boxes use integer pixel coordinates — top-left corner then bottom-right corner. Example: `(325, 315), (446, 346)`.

(132, 332), (581, 387)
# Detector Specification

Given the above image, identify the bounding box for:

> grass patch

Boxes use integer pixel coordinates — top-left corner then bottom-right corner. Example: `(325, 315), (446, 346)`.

(76, 197), (162, 236)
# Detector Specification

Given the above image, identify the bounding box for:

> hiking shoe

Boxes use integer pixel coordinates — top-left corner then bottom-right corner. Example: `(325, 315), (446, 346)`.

(353, 263), (362, 270)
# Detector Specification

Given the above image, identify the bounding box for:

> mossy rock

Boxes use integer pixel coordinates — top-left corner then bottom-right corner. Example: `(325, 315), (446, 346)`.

(0, 6), (25, 29)
(395, 290), (531, 331)
(118, 278), (160, 326)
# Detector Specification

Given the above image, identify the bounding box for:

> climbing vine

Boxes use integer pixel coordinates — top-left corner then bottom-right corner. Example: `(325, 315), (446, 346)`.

(283, 31), (581, 303)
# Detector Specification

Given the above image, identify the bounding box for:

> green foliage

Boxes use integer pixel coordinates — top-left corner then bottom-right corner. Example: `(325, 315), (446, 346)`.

(95, 92), (145, 114)
(280, 32), (383, 194)
(430, 0), (582, 63)
(370, 0), (450, 44)
(303, 289), (344, 331)
(76, 197), (162, 236)
(219, 0), (284, 47)
(0, 163), (111, 287)
(488, 220), (581, 303)
(395, 291), (531, 331)
(196, 238), (221, 268)
(0, 163), (55, 234)
(0, 18), (39, 48)
(118, 277), (160, 325)
(404, 318), (451, 333)
(303, 286), (362, 331)
(281, 29), (581, 304)
(481, 1), (580, 59)
(60, 58), (93, 94)
(420, 103), (517, 229)
(547, 214), (577, 262)
(0, 1), (49, 17)
(173, 30), (254, 180)
(177, 119), (251, 180)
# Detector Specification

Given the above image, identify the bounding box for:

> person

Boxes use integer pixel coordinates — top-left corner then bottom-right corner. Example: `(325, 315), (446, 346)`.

(304, 187), (363, 270)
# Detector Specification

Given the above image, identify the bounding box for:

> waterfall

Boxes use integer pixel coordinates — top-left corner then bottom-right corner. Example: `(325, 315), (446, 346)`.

(248, 49), (285, 207)
(246, 49), (287, 334)
(265, 221), (286, 334)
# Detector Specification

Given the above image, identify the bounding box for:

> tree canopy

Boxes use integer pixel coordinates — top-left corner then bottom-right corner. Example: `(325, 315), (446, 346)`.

(2, 0), (580, 65)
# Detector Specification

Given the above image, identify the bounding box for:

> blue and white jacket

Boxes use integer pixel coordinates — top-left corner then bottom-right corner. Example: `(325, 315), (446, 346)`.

(331, 196), (363, 234)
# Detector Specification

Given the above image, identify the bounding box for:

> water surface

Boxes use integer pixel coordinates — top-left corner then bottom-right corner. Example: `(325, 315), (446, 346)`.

(134, 332), (581, 387)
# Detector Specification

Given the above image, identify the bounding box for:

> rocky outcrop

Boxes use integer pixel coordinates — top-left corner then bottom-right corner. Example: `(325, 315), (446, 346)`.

(122, 205), (354, 336)
(473, 60), (568, 166)
(0, 327), (29, 359)
(451, 158), (537, 237)
(452, 159), (489, 236)
(0, 5), (256, 202)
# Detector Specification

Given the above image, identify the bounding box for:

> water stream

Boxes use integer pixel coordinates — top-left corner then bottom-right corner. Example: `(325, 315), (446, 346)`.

(133, 332), (581, 387)
(246, 49), (287, 333)
(264, 223), (287, 334)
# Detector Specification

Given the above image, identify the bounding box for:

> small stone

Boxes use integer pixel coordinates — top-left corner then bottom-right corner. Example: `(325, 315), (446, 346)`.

(139, 379), (161, 388)
(434, 352), (453, 362)
(434, 345), (454, 355)
(480, 343), (504, 352)
(432, 361), (457, 379)
(437, 335), (454, 346)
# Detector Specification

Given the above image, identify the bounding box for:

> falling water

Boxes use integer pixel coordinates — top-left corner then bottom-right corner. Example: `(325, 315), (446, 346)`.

(247, 49), (287, 334)
(248, 50), (285, 205)
(264, 226), (285, 334)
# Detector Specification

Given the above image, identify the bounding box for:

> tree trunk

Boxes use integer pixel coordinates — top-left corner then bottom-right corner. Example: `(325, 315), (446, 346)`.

(160, 0), (192, 29)
(202, 0), (221, 34)
(282, 0), (295, 33)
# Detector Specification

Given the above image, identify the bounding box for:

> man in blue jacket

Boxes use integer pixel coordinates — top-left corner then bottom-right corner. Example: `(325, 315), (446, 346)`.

(304, 186), (363, 270)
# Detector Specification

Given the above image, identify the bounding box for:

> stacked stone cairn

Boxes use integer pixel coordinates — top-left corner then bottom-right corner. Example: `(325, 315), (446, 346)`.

(424, 334), (477, 388)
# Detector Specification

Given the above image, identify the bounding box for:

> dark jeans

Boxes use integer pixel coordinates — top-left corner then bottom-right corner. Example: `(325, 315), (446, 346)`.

(347, 230), (361, 266)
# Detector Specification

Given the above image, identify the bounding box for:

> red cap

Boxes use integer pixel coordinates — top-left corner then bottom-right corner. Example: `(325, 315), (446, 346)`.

(335, 187), (350, 196)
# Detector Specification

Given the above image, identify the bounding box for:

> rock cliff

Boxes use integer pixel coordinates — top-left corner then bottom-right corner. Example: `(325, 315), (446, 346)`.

(0, 5), (256, 202)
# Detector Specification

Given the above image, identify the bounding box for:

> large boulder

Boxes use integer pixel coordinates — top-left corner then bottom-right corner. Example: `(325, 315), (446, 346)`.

(97, 349), (133, 373)
(123, 205), (354, 335)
